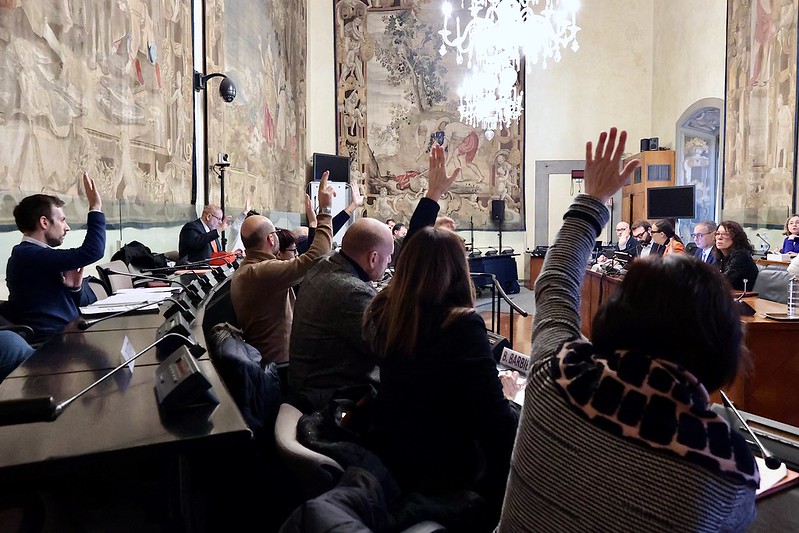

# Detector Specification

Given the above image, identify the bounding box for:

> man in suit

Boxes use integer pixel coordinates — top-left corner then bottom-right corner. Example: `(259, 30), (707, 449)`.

(692, 220), (717, 265)
(631, 219), (664, 258)
(614, 221), (638, 257)
(178, 204), (231, 263)
(6, 173), (105, 339)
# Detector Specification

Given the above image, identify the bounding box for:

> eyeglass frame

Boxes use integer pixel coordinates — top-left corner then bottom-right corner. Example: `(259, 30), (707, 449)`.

(691, 231), (713, 239)
(632, 230), (649, 239)
(714, 231), (731, 238)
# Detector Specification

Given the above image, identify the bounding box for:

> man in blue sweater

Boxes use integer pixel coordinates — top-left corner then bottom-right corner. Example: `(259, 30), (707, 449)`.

(5, 173), (106, 340)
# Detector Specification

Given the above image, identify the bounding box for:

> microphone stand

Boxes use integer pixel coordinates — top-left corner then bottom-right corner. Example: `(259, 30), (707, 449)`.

(0, 333), (197, 425)
(720, 390), (782, 469)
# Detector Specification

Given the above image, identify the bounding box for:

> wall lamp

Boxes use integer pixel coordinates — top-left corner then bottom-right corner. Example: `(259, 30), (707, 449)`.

(194, 71), (237, 103)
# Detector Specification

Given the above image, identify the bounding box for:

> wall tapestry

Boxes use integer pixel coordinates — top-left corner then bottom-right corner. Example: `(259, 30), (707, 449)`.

(334, 0), (526, 230)
(0, 0), (195, 228)
(724, 0), (798, 227)
(205, 0), (307, 216)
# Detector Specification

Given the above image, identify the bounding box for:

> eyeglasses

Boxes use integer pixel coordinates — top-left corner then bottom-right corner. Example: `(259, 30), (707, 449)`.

(209, 213), (223, 221)
(615, 228), (627, 232)
(715, 231), (731, 238)
(651, 230), (663, 234)
(632, 231), (647, 239)
(691, 231), (712, 238)
(283, 247), (298, 255)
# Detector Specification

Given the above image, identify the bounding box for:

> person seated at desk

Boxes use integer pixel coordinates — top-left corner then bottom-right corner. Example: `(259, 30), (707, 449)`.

(780, 214), (799, 257)
(691, 220), (717, 264)
(651, 219), (685, 256)
(630, 219), (663, 258)
(178, 204), (232, 263)
(596, 221), (637, 264)
(498, 128), (757, 532)
(231, 173), (334, 365)
(0, 330), (34, 380)
(364, 226), (521, 530)
(5, 173), (105, 340)
(714, 221), (759, 292)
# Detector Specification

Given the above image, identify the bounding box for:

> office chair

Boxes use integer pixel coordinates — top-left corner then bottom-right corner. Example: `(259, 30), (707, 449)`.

(274, 402), (344, 501)
(95, 260), (135, 294)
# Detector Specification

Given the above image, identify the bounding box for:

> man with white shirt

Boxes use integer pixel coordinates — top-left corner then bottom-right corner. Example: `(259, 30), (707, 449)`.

(5, 173), (105, 339)
(692, 220), (717, 265)
(631, 219), (663, 258)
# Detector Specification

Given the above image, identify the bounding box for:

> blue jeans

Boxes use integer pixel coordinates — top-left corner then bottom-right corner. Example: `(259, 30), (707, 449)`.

(0, 331), (34, 381)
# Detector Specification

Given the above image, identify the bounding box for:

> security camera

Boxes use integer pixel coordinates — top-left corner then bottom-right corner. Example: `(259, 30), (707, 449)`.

(217, 153), (230, 167)
(219, 78), (237, 103)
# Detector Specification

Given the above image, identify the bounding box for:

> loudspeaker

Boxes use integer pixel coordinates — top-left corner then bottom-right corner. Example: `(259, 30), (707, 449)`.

(491, 200), (505, 222)
(640, 138), (650, 152)
(487, 331), (510, 362)
(649, 137), (659, 150)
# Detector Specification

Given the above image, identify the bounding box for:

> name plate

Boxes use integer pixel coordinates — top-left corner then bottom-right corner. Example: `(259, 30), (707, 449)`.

(499, 347), (531, 375)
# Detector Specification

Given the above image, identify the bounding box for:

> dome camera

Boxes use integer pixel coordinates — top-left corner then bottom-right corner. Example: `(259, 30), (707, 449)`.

(219, 78), (237, 103)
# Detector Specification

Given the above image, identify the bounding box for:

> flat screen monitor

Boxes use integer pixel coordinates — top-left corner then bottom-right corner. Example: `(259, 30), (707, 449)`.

(647, 185), (695, 219)
(312, 152), (350, 182)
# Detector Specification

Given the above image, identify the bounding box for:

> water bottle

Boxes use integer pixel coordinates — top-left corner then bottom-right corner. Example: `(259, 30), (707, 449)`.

(788, 277), (799, 318)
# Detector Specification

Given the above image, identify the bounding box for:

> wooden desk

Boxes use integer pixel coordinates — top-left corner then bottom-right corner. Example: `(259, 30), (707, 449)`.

(525, 254), (544, 290)
(579, 270), (799, 426)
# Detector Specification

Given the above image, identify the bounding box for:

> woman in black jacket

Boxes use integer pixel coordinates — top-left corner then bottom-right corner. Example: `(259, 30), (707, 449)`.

(713, 220), (759, 291)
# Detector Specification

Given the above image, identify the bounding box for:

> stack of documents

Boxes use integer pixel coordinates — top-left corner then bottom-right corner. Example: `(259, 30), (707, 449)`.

(80, 287), (178, 315)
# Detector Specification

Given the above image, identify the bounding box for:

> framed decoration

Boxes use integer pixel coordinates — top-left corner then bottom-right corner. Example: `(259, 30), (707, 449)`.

(723, 0), (798, 227)
(334, 0), (526, 230)
(0, 0), (195, 227)
(204, 0), (307, 216)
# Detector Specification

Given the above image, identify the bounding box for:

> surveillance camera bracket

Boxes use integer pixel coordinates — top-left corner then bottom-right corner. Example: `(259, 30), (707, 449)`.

(194, 71), (227, 92)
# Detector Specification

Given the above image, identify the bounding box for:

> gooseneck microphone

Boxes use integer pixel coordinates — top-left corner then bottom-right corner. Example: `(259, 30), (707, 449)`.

(103, 269), (202, 304)
(77, 299), (164, 330)
(755, 233), (771, 254)
(0, 333), (198, 426)
(720, 390), (782, 470)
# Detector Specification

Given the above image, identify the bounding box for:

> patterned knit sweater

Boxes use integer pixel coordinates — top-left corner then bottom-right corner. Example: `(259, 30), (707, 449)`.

(498, 195), (756, 532)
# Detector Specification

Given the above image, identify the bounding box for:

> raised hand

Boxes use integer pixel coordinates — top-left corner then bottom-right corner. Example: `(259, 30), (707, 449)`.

(426, 144), (460, 202)
(350, 178), (364, 207)
(584, 128), (640, 204)
(83, 172), (102, 212)
(305, 193), (318, 227)
(318, 170), (335, 210)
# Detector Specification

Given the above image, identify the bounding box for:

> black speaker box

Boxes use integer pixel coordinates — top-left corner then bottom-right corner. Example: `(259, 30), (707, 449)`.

(487, 331), (510, 362)
(649, 137), (659, 150)
(640, 138), (650, 152)
(491, 200), (505, 222)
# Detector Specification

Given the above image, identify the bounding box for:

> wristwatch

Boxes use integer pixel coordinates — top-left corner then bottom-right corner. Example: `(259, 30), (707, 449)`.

(317, 206), (333, 216)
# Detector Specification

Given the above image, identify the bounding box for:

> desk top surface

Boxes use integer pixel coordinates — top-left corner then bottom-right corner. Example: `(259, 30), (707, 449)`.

(0, 360), (250, 472)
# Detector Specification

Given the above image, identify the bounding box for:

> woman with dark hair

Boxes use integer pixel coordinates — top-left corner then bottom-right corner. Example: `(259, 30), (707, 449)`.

(714, 220), (759, 291)
(363, 226), (520, 527)
(274, 228), (299, 261)
(650, 219), (685, 255)
(498, 129), (757, 532)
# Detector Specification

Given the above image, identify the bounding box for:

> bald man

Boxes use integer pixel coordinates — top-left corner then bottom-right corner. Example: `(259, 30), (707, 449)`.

(178, 204), (232, 263)
(289, 143), (460, 412)
(231, 174), (335, 364)
(288, 218), (393, 411)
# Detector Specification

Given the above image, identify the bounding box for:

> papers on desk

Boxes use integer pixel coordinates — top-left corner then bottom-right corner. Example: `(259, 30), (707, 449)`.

(80, 288), (176, 315)
(766, 253), (792, 263)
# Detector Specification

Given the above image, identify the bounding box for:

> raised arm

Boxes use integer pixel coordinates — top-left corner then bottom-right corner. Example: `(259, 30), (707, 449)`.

(531, 128), (639, 361)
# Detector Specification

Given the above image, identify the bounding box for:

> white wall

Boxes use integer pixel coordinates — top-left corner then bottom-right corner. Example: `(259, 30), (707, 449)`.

(651, 0), (727, 149)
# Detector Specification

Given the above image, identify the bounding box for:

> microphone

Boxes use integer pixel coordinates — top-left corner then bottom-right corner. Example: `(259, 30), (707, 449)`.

(720, 390), (782, 469)
(104, 269), (203, 305)
(77, 299), (163, 330)
(755, 233), (771, 254)
(484, 246), (499, 257)
(0, 333), (199, 426)
(162, 296), (196, 321)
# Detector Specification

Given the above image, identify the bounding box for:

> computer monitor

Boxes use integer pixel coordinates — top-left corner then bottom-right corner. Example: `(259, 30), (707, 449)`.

(647, 185), (696, 219)
(312, 153), (350, 182)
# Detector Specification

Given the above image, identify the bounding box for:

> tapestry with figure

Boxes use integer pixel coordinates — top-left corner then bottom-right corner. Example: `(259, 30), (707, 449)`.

(0, 0), (195, 227)
(333, 0), (526, 231)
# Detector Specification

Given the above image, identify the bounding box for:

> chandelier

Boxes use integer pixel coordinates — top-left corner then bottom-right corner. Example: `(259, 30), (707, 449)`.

(439, 0), (581, 135)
